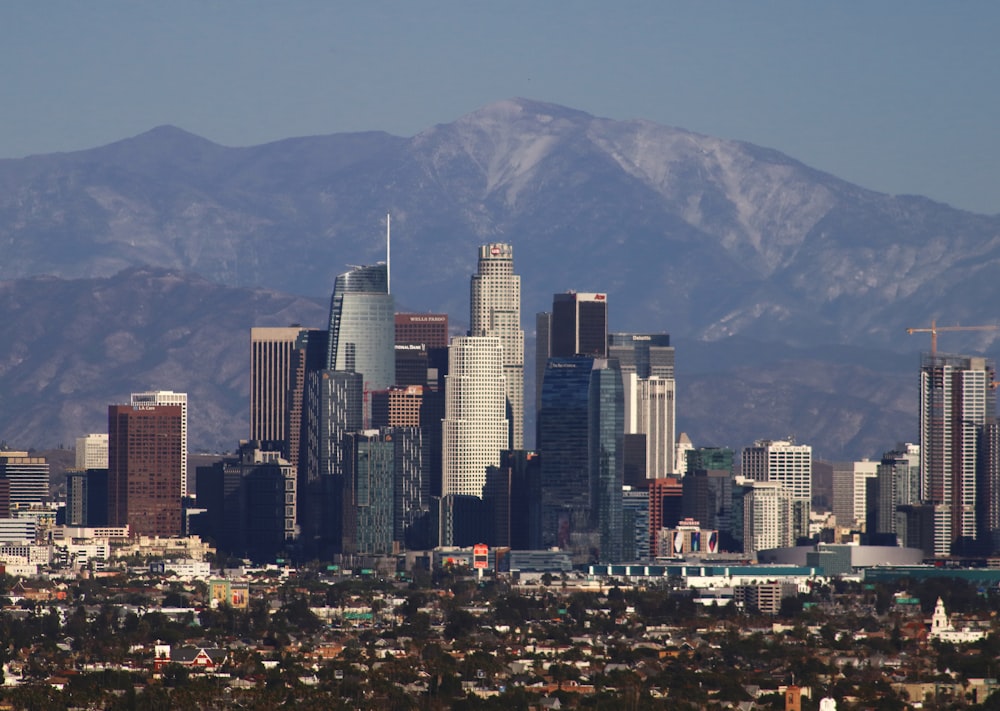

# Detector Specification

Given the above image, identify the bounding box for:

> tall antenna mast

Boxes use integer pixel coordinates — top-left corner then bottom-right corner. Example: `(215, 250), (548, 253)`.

(386, 213), (391, 294)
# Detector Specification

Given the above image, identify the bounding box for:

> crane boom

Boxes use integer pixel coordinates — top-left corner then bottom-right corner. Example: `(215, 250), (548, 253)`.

(906, 319), (999, 356)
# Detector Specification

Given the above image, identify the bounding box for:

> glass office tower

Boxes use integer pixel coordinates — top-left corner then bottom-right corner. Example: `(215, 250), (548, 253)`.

(538, 356), (595, 551)
(326, 263), (395, 397)
(590, 359), (624, 562)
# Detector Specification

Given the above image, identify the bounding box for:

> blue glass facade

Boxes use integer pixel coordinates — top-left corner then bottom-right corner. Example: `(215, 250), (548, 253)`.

(344, 432), (395, 555)
(590, 360), (624, 562)
(538, 357), (594, 550)
(388, 426), (430, 549)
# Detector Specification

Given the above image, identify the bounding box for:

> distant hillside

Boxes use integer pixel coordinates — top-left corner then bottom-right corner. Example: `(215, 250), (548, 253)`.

(0, 268), (325, 452)
(1, 98), (998, 349)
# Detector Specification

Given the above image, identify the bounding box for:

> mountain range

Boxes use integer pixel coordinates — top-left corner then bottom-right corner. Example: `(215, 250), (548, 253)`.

(2, 98), (998, 459)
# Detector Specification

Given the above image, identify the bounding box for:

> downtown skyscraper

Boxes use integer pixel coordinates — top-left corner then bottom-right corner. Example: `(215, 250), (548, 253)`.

(108, 403), (183, 537)
(470, 243), (524, 450)
(610, 333), (676, 478)
(250, 326), (304, 448)
(919, 353), (995, 555)
(550, 291), (608, 359)
(537, 356), (623, 562)
(326, 262), (395, 405)
(441, 336), (509, 498)
(536, 291), (608, 420)
(131, 391), (188, 498)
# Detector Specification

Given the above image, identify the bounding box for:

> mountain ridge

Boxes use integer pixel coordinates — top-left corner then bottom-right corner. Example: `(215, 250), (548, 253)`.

(1, 98), (997, 457)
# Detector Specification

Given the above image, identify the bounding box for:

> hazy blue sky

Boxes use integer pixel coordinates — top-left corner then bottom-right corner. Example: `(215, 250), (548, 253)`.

(3, 2), (998, 213)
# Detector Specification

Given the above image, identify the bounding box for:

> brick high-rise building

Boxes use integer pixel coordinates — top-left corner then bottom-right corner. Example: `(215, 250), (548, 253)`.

(108, 404), (183, 537)
(130, 391), (187, 497)
(648, 476), (682, 557)
(370, 385), (424, 428)
(395, 313), (449, 349)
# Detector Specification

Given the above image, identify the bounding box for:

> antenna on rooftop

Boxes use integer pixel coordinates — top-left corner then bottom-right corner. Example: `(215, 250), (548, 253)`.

(386, 213), (391, 294)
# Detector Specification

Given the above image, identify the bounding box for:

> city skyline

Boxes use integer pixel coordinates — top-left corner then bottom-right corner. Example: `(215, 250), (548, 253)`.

(4, 236), (1000, 561)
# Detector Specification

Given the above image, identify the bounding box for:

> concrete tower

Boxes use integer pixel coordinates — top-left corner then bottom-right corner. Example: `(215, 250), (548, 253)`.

(250, 327), (304, 447)
(742, 480), (793, 555)
(470, 243), (524, 450)
(75, 433), (109, 470)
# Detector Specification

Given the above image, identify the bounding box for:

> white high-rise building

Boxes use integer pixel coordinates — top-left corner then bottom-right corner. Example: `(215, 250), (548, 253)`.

(831, 459), (879, 530)
(623, 376), (676, 479)
(674, 433), (694, 476)
(470, 243), (524, 450)
(919, 354), (994, 556)
(742, 439), (812, 501)
(441, 336), (509, 497)
(742, 439), (812, 541)
(851, 459), (879, 528)
(615, 333), (677, 478)
(75, 433), (109, 470)
(130, 390), (188, 497)
(743, 480), (793, 555)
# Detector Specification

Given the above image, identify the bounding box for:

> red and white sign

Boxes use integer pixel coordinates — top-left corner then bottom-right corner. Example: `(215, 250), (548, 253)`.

(473, 543), (489, 569)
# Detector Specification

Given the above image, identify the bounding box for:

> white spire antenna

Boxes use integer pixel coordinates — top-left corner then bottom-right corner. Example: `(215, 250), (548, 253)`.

(386, 213), (391, 294)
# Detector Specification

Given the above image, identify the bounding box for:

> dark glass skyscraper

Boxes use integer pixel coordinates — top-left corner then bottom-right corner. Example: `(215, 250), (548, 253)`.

(194, 442), (297, 562)
(608, 332), (674, 379)
(538, 356), (594, 551)
(388, 426), (430, 550)
(686, 447), (734, 473)
(589, 360), (624, 562)
(342, 431), (395, 556)
(301, 370), (363, 557)
(550, 292), (607, 358)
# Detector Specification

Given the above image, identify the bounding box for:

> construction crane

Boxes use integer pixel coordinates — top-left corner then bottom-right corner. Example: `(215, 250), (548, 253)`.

(905, 319), (999, 357)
